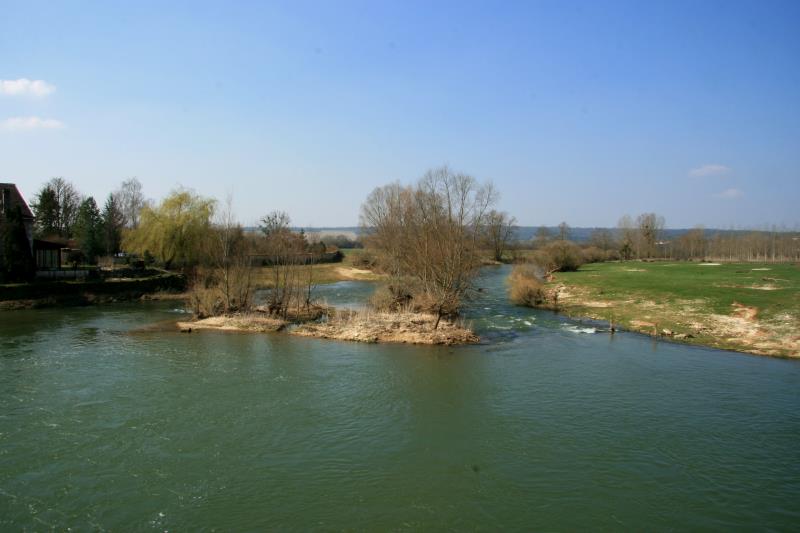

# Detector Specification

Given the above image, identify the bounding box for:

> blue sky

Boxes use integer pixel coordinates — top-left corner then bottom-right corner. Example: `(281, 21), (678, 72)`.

(1, 0), (798, 228)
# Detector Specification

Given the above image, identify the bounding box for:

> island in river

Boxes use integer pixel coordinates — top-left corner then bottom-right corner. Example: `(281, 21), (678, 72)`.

(178, 309), (479, 345)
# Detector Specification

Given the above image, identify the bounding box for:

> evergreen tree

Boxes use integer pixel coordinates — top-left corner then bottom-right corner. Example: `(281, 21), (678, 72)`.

(32, 186), (60, 237)
(0, 205), (35, 282)
(101, 194), (124, 255)
(74, 197), (103, 262)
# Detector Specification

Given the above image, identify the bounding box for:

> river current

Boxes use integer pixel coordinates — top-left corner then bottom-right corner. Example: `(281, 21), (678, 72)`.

(1, 266), (799, 529)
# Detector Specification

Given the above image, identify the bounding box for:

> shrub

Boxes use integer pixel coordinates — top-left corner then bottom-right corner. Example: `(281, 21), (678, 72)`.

(368, 278), (417, 312)
(544, 241), (584, 272)
(508, 264), (547, 306)
(582, 246), (607, 264)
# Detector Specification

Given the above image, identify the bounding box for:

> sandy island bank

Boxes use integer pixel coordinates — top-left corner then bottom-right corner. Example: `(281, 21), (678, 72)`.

(177, 309), (478, 345)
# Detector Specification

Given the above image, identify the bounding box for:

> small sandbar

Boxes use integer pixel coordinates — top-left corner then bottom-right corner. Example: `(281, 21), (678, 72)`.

(177, 314), (287, 333)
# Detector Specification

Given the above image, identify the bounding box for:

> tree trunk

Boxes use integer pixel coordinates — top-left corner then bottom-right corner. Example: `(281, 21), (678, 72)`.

(434, 307), (443, 330)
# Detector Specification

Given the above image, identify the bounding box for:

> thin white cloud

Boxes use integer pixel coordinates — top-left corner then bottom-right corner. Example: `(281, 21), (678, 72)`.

(689, 164), (730, 177)
(0, 78), (56, 97)
(0, 116), (65, 131)
(714, 188), (743, 199)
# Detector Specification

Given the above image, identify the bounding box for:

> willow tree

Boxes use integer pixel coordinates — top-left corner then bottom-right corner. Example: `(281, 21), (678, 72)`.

(123, 188), (215, 268)
(360, 166), (496, 327)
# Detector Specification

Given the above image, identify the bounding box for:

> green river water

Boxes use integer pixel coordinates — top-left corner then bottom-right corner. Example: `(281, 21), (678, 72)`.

(1, 266), (799, 530)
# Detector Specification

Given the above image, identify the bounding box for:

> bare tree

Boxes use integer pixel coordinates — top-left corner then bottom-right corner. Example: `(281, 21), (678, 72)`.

(676, 226), (706, 260)
(360, 166), (497, 328)
(535, 226), (551, 248)
(636, 213), (665, 259)
(484, 210), (517, 262)
(589, 228), (616, 251)
(117, 178), (146, 229)
(258, 210), (311, 318)
(558, 221), (570, 241)
(212, 195), (254, 313)
(41, 177), (81, 237)
(617, 215), (636, 260)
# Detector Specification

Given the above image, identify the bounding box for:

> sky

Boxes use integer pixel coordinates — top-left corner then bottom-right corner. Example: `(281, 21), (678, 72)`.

(1, 0), (798, 229)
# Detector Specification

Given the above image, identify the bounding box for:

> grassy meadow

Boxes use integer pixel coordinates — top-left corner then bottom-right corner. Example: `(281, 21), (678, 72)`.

(549, 261), (800, 357)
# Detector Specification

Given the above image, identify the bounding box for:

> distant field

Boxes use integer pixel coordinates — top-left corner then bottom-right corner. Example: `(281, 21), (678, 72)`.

(251, 249), (382, 287)
(549, 261), (800, 358)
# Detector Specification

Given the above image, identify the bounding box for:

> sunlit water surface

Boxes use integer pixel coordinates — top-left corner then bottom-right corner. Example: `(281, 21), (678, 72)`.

(1, 266), (799, 530)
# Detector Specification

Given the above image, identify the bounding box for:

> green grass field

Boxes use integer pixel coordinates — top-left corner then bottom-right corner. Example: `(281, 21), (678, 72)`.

(549, 261), (800, 357)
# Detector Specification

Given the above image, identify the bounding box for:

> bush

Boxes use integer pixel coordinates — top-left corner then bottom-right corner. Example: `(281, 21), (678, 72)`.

(367, 277), (461, 317)
(508, 264), (547, 306)
(581, 246), (607, 264)
(368, 279), (417, 312)
(543, 241), (584, 272)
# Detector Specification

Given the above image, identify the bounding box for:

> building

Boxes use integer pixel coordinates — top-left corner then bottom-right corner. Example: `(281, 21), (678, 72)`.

(33, 238), (63, 270)
(0, 182), (35, 252)
(0, 183), (68, 272)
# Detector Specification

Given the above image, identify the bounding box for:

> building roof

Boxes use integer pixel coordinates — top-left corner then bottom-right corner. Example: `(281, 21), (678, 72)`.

(33, 238), (65, 250)
(0, 183), (35, 219)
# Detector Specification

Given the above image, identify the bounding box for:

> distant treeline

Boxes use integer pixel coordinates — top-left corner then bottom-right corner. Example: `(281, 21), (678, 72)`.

(522, 218), (800, 263)
(282, 225), (800, 246)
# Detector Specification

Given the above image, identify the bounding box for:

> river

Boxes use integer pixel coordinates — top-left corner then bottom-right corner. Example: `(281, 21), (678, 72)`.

(1, 266), (799, 530)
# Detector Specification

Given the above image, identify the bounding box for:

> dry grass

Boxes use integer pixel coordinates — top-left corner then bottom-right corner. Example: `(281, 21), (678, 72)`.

(508, 264), (547, 306)
(291, 307), (479, 345)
